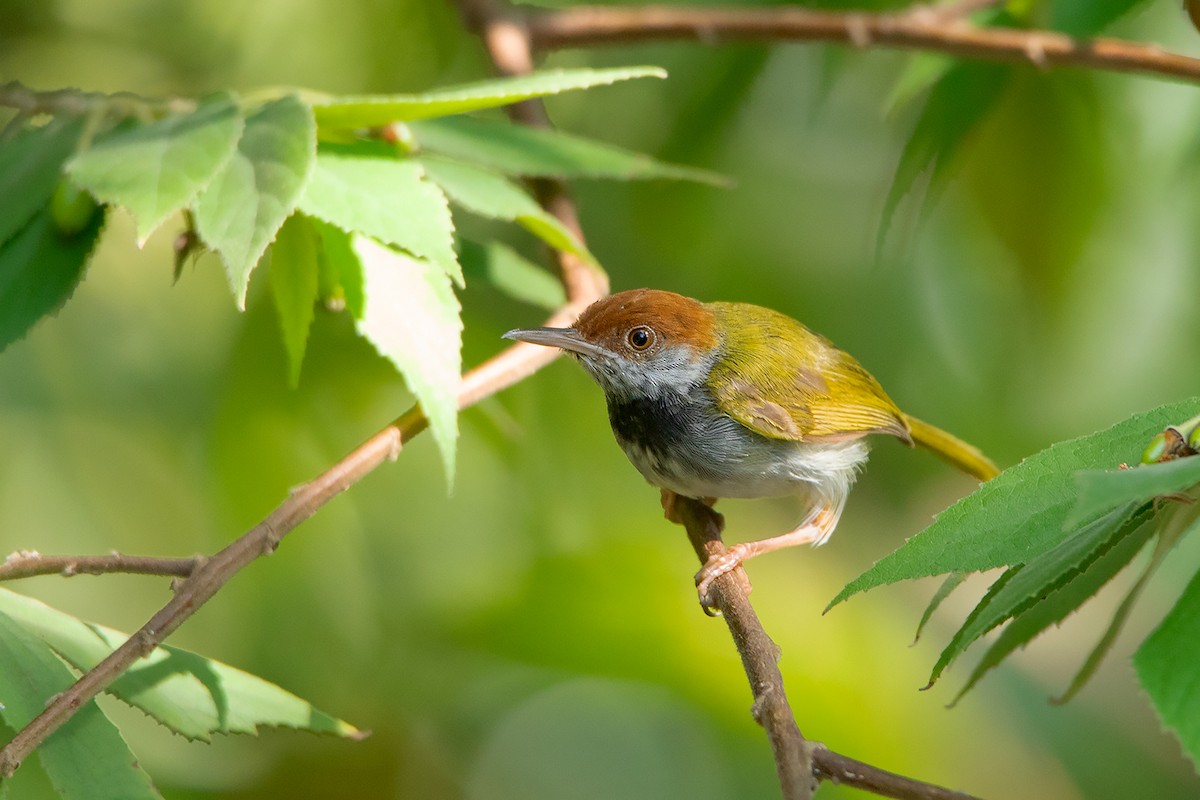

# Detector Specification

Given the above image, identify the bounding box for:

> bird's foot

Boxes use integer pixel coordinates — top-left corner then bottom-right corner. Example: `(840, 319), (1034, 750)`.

(695, 545), (753, 615)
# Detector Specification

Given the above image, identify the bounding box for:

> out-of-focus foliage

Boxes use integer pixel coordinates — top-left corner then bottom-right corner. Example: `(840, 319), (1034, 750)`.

(3, 0), (1200, 798)
(2, 66), (676, 490)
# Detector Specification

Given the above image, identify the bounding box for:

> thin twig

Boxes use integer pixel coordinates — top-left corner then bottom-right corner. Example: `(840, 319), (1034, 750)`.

(523, 5), (1200, 85)
(813, 749), (982, 800)
(0, 551), (201, 581)
(673, 496), (814, 800)
(672, 497), (982, 800)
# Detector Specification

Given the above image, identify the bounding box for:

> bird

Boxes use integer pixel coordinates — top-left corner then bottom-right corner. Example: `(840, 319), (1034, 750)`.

(503, 288), (999, 606)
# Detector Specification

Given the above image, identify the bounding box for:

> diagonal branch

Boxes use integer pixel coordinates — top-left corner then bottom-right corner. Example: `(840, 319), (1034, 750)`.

(673, 496), (814, 800)
(0, 275), (601, 783)
(522, 4), (1200, 85)
(0, 94), (605, 795)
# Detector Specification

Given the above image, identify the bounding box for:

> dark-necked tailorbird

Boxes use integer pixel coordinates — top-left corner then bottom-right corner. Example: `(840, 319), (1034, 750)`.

(503, 288), (999, 605)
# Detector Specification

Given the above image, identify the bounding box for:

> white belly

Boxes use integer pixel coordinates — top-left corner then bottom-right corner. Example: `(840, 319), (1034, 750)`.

(621, 434), (870, 504)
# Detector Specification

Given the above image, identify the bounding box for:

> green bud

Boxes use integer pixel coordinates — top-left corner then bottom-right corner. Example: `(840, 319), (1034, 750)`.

(1142, 433), (1168, 464)
(50, 178), (99, 237)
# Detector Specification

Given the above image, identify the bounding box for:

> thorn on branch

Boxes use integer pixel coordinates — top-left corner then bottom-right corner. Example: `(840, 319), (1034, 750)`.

(1025, 35), (1049, 70)
(846, 14), (873, 48)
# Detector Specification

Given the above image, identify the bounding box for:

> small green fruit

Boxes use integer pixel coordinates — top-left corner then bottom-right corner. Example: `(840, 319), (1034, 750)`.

(50, 179), (99, 237)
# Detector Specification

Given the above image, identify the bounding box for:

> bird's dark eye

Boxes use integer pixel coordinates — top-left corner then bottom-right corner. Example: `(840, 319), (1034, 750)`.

(626, 326), (655, 351)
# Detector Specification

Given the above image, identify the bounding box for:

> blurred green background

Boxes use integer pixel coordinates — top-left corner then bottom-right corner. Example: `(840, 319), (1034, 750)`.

(4, 0), (1200, 797)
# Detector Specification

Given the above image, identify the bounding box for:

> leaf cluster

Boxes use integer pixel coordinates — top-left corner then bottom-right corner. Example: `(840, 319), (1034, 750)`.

(0, 67), (719, 488)
(831, 399), (1200, 768)
(0, 588), (360, 798)
(0, 65), (723, 796)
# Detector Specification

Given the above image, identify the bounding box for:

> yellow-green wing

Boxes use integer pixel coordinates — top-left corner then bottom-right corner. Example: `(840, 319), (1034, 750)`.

(707, 302), (910, 443)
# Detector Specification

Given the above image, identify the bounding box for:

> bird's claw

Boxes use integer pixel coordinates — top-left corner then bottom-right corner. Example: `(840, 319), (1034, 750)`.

(695, 545), (753, 614)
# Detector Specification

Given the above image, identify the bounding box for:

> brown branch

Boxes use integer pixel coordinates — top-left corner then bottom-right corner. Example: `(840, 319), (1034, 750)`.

(673, 496), (814, 800)
(0, 551), (201, 581)
(0, 306), (601, 782)
(812, 749), (982, 800)
(523, 4), (1200, 85)
(673, 496), (982, 800)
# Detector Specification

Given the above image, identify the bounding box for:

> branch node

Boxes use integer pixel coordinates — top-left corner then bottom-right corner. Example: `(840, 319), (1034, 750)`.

(750, 685), (772, 725)
(1025, 35), (1049, 70)
(386, 428), (403, 462)
(846, 14), (873, 48)
(131, 628), (159, 658)
(4, 549), (40, 566)
(261, 530), (282, 556)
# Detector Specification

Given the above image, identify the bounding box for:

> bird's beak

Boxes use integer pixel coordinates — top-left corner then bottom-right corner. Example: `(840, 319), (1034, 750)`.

(502, 327), (609, 359)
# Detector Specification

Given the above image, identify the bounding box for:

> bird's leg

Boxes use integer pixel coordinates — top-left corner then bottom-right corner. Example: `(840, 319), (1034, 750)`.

(695, 501), (843, 607)
(661, 490), (751, 605)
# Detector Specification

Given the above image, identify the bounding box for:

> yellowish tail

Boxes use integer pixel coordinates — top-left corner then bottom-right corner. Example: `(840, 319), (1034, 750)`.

(903, 414), (1000, 481)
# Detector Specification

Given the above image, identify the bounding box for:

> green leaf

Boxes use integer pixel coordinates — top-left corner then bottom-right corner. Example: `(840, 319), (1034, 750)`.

(408, 116), (726, 185)
(194, 95), (316, 309)
(1068, 457), (1200, 528)
(0, 206), (104, 353)
(1055, 503), (1200, 704)
(0, 118), (84, 249)
(270, 214), (320, 387)
(953, 515), (1156, 701)
(912, 572), (968, 645)
(878, 61), (1011, 255)
(885, 54), (955, 118)
(419, 156), (590, 261)
(312, 67), (666, 129)
(459, 239), (565, 311)
(830, 398), (1200, 609)
(67, 92), (243, 244)
(1135, 562), (1200, 770)
(0, 588), (361, 742)
(927, 501), (1142, 689)
(353, 236), (461, 488)
(0, 610), (161, 800)
(296, 148), (460, 284)
(312, 217), (364, 318)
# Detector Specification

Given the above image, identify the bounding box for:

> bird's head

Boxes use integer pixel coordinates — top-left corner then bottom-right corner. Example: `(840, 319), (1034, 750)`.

(502, 289), (720, 402)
